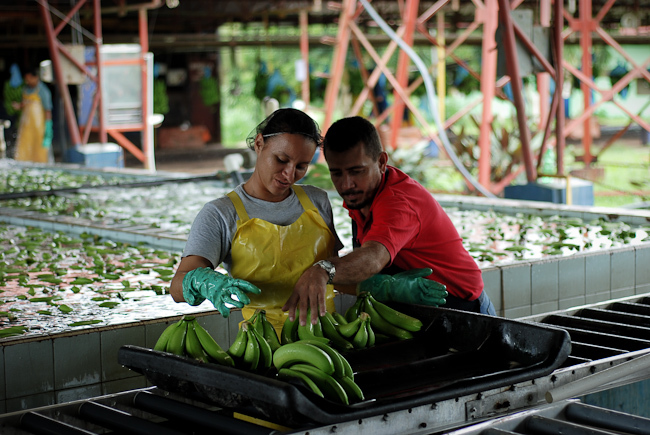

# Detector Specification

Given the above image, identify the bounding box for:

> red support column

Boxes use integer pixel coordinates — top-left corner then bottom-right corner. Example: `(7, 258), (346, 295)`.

(323, 0), (356, 132)
(555, 0), (565, 175)
(477, 0), (498, 189)
(139, 7), (151, 168)
(389, 0), (419, 149)
(94, 0), (107, 144)
(300, 10), (310, 107)
(579, 0), (593, 165)
(498, 0), (536, 182)
(39, 1), (83, 147)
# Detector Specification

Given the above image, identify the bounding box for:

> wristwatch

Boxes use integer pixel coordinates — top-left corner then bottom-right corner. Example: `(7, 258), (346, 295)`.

(313, 260), (336, 284)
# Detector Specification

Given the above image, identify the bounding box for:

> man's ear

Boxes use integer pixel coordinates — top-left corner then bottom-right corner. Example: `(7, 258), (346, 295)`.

(378, 151), (389, 171)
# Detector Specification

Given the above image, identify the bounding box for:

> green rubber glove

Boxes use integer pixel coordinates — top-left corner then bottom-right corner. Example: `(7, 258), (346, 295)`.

(42, 119), (53, 149)
(358, 268), (448, 306)
(182, 267), (261, 317)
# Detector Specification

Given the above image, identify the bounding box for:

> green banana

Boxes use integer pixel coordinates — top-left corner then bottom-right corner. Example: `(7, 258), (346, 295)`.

(297, 321), (330, 345)
(362, 296), (413, 340)
(227, 323), (249, 359)
(332, 311), (348, 325)
(281, 309), (300, 345)
(166, 319), (188, 356)
(261, 315), (282, 352)
(312, 314), (325, 337)
(352, 312), (370, 349)
(250, 322), (273, 371)
(192, 320), (234, 367)
(367, 294), (423, 332)
(365, 318), (376, 347)
(243, 323), (260, 371)
(153, 319), (183, 351)
(250, 309), (265, 337)
(272, 342), (335, 375)
(338, 375), (365, 403)
(337, 316), (362, 338)
(185, 322), (209, 362)
(278, 368), (324, 398)
(319, 313), (354, 352)
(298, 339), (346, 379)
(289, 363), (349, 405)
(345, 297), (363, 322)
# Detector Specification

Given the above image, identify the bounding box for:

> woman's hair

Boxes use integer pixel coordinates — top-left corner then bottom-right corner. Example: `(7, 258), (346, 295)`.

(245, 108), (322, 149)
(322, 116), (383, 161)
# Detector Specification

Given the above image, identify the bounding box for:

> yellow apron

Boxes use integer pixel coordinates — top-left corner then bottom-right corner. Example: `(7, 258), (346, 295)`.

(227, 185), (336, 335)
(15, 91), (48, 163)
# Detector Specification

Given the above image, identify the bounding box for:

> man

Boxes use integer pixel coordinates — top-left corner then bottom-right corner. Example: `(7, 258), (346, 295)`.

(12, 67), (53, 163)
(285, 116), (496, 325)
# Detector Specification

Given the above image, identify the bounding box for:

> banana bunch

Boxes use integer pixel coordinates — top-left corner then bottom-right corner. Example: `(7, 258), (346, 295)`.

(274, 339), (364, 405)
(345, 292), (423, 341)
(227, 320), (274, 373)
(280, 308), (355, 352)
(153, 315), (235, 367)
(335, 312), (376, 349)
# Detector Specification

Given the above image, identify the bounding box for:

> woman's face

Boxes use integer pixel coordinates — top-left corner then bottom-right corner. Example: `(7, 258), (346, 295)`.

(250, 133), (317, 202)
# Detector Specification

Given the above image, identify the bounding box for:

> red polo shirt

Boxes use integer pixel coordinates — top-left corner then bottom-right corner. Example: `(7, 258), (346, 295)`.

(346, 166), (483, 300)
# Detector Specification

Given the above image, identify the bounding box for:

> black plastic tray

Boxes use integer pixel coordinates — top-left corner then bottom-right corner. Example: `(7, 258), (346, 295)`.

(118, 305), (571, 426)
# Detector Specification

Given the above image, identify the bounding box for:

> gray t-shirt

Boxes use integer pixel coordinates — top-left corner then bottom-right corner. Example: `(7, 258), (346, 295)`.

(182, 183), (343, 272)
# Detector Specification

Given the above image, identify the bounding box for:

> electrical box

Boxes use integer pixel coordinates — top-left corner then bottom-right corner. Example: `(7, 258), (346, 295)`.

(504, 178), (594, 206)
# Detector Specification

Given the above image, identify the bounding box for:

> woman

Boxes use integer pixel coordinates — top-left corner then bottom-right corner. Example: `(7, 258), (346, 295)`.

(12, 67), (53, 163)
(170, 108), (343, 333)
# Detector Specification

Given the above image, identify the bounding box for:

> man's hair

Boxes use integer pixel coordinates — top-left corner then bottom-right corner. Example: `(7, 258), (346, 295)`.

(323, 116), (383, 161)
(24, 66), (40, 78)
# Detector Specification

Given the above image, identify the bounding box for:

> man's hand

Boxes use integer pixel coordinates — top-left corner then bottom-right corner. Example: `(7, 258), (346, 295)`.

(182, 267), (261, 317)
(357, 268), (448, 306)
(282, 264), (329, 326)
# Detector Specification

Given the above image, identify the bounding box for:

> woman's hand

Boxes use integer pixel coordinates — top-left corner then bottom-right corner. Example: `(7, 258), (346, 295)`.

(283, 264), (329, 326)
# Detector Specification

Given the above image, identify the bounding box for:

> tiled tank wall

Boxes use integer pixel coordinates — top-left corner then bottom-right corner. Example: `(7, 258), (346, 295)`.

(481, 243), (650, 318)
(0, 311), (240, 414)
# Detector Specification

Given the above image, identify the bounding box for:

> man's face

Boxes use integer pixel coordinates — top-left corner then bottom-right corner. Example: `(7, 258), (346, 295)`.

(24, 73), (39, 88)
(326, 143), (387, 214)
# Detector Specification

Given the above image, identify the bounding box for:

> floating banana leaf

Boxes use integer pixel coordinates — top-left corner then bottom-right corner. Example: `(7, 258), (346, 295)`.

(58, 304), (73, 313)
(0, 326), (27, 338)
(70, 277), (94, 285)
(68, 320), (102, 327)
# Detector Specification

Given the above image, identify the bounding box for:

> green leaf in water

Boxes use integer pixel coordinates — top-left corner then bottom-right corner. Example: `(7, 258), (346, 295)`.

(30, 296), (61, 303)
(91, 297), (110, 301)
(70, 277), (94, 285)
(37, 310), (52, 315)
(58, 304), (73, 313)
(68, 320), (102, 327)
(0, 325), (27, 338)
(99, 301), (120, 309)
